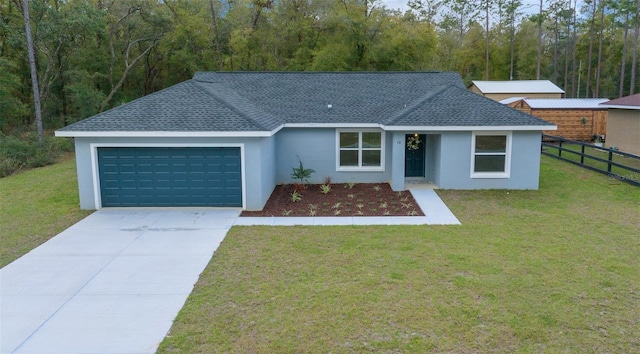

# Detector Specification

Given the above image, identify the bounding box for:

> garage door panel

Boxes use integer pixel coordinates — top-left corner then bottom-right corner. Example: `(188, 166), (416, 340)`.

(98, 147), (242, 207)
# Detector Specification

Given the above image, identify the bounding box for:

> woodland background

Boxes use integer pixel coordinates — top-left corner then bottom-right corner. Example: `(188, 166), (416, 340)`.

(1, 0), (639, 134)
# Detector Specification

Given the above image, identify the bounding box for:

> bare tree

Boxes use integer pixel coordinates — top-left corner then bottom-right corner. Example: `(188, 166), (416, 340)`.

(630, 0), (640, 94)
(585, 0), (597, 97)
(20, 0), (43, 143)
(594, 0), (605, 97)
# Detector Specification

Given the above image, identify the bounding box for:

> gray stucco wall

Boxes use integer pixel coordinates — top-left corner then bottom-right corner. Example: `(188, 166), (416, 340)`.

(73, 136), (275, 210)
(274, 128), (393, 184)
(436, 131), (541, 189)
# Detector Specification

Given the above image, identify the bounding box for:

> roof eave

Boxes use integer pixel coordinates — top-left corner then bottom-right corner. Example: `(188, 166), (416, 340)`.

(54, 129), (280, 138)
(381, 125), (557, 131)
(599, 104), (640, 110)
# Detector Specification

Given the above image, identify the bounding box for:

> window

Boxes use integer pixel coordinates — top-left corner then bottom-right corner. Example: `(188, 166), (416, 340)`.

(337, 130), (384, 171)
(471, 132), (511, 178)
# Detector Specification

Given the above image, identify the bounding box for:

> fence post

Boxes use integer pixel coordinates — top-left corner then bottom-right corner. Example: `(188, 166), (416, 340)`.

(559, 140), (562, 157)
(608, 150), (613, 173)
(581, 145), (585, 164)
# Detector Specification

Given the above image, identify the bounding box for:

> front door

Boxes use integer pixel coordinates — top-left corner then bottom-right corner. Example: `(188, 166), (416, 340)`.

(405, 134), (426, 177)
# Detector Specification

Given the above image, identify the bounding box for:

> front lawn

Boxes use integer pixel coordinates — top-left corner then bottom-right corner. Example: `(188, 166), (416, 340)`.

(159, 156), (640, 353)
(0, 154), (92, 268)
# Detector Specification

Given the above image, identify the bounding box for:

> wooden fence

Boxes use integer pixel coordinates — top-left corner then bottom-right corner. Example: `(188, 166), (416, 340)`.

(541, 134), (640, 186)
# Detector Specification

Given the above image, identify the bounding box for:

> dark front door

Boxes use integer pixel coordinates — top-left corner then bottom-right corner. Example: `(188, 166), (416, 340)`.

(405, 134), (426, 177)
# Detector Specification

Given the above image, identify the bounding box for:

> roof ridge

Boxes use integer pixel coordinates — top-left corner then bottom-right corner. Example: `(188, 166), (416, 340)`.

(382, 85), (454, 125)
(191, 80), (282, 131)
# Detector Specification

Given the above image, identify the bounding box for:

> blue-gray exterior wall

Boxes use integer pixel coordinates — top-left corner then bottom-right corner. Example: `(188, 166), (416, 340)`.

(274, 128), (393, 184)
(73, 136), (276, 210)
(435, 131), (541, 189)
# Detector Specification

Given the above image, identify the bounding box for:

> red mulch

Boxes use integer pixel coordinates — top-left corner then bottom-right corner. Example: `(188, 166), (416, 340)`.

(241, 183), (424, 217)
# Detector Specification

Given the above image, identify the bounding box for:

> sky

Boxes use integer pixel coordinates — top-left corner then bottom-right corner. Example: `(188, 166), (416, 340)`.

(380, 0), (585, 16)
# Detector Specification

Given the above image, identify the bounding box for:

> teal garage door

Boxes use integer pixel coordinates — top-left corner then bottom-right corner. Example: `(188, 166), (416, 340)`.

(97, 147), (242, 207)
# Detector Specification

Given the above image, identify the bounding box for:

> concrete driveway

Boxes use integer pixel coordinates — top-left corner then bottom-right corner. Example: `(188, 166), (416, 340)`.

(1, 208), (240, 354)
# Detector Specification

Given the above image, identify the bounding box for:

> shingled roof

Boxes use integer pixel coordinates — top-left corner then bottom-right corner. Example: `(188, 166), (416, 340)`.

(58, 72), (554, 134)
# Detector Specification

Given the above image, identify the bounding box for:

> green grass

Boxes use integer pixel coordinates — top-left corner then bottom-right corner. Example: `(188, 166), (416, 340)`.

(544, 143), (640, 183)
(0, 154), (92, 267)
(159, 156), (640, 353)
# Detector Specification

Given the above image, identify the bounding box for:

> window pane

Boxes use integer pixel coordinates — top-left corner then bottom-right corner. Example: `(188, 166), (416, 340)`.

(362, 132), (381, 148)
(475, 155), (506, 172)
(340, 133), (359, 148)
(340, 150), (359, 166)
(476, 136), (506, 153)
(362, 150), (381, 166)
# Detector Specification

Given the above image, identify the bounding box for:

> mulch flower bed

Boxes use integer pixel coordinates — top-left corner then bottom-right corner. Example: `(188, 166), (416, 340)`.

(241, 183), (424, 217)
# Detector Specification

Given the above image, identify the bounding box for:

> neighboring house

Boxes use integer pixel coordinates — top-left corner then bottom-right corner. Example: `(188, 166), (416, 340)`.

(504, 98), (609, 141)
(56, 72), (556, 210)
(601, 94), (640, 156)
(469, 80), (565, 101)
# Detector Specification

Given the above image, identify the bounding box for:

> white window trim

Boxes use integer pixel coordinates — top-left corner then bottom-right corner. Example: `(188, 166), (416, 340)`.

(470, 131), (512, 178)
(335, 129), (385, 172)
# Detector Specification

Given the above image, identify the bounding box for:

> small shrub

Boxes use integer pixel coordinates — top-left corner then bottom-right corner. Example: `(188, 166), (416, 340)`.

(323, 176), (332, 185)
(320, 184), (331, 194)
(334, 210), (341, 216)
(291, 158), (315, 184)
(0, 133), (72, 177)
(290, 191), (302, 202)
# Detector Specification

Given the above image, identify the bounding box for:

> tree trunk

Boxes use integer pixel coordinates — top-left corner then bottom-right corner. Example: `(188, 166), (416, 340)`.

(553, 15), (558, 83)
(510, 11), (515, 80)
(585, 0), (597, 97)
(209, 0), (224, 70)
(21, 0), (43, 143)
(570, 0), (578, 97)
(485, 0), (490, 80)
(594, 2), (604, 97)
(536, 0), (543, 79)
(630, 0), (640, 95)
(619, 13), (629, 97)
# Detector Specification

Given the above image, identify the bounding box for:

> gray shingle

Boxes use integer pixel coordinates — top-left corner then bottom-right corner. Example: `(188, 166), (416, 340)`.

(59, 81), (269, 132)
(61, 72), (554, 133)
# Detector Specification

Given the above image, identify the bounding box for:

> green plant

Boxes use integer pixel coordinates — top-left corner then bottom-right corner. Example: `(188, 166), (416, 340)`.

(580, 117), (588, 127)
(373, 185), (381, 192)
(379, 202), (388, 209)
(332, 202), (342, 209)
(290, 191), (302, 202)
(347, 194), (355, 199)
(401, 202), (413, 209)
(320, 184), (331, 194)
(282, 210), (293, 216)
(308, 209), (316, 216)
(334, 210), (341, 216)
(346, 182), (355, 189)
(291, 158), (315, 184)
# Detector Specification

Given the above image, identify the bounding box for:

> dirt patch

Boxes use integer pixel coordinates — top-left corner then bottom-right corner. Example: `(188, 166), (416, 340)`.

(241, 183), (424, 217)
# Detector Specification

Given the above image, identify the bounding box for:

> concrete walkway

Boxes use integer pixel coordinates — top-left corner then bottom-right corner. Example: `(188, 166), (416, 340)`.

(1, 208), (239, 354)
(235, 189), (460, 226)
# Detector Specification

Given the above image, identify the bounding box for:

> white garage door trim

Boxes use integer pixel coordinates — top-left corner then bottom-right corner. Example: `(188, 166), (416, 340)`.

(90, 143), (246, 209)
